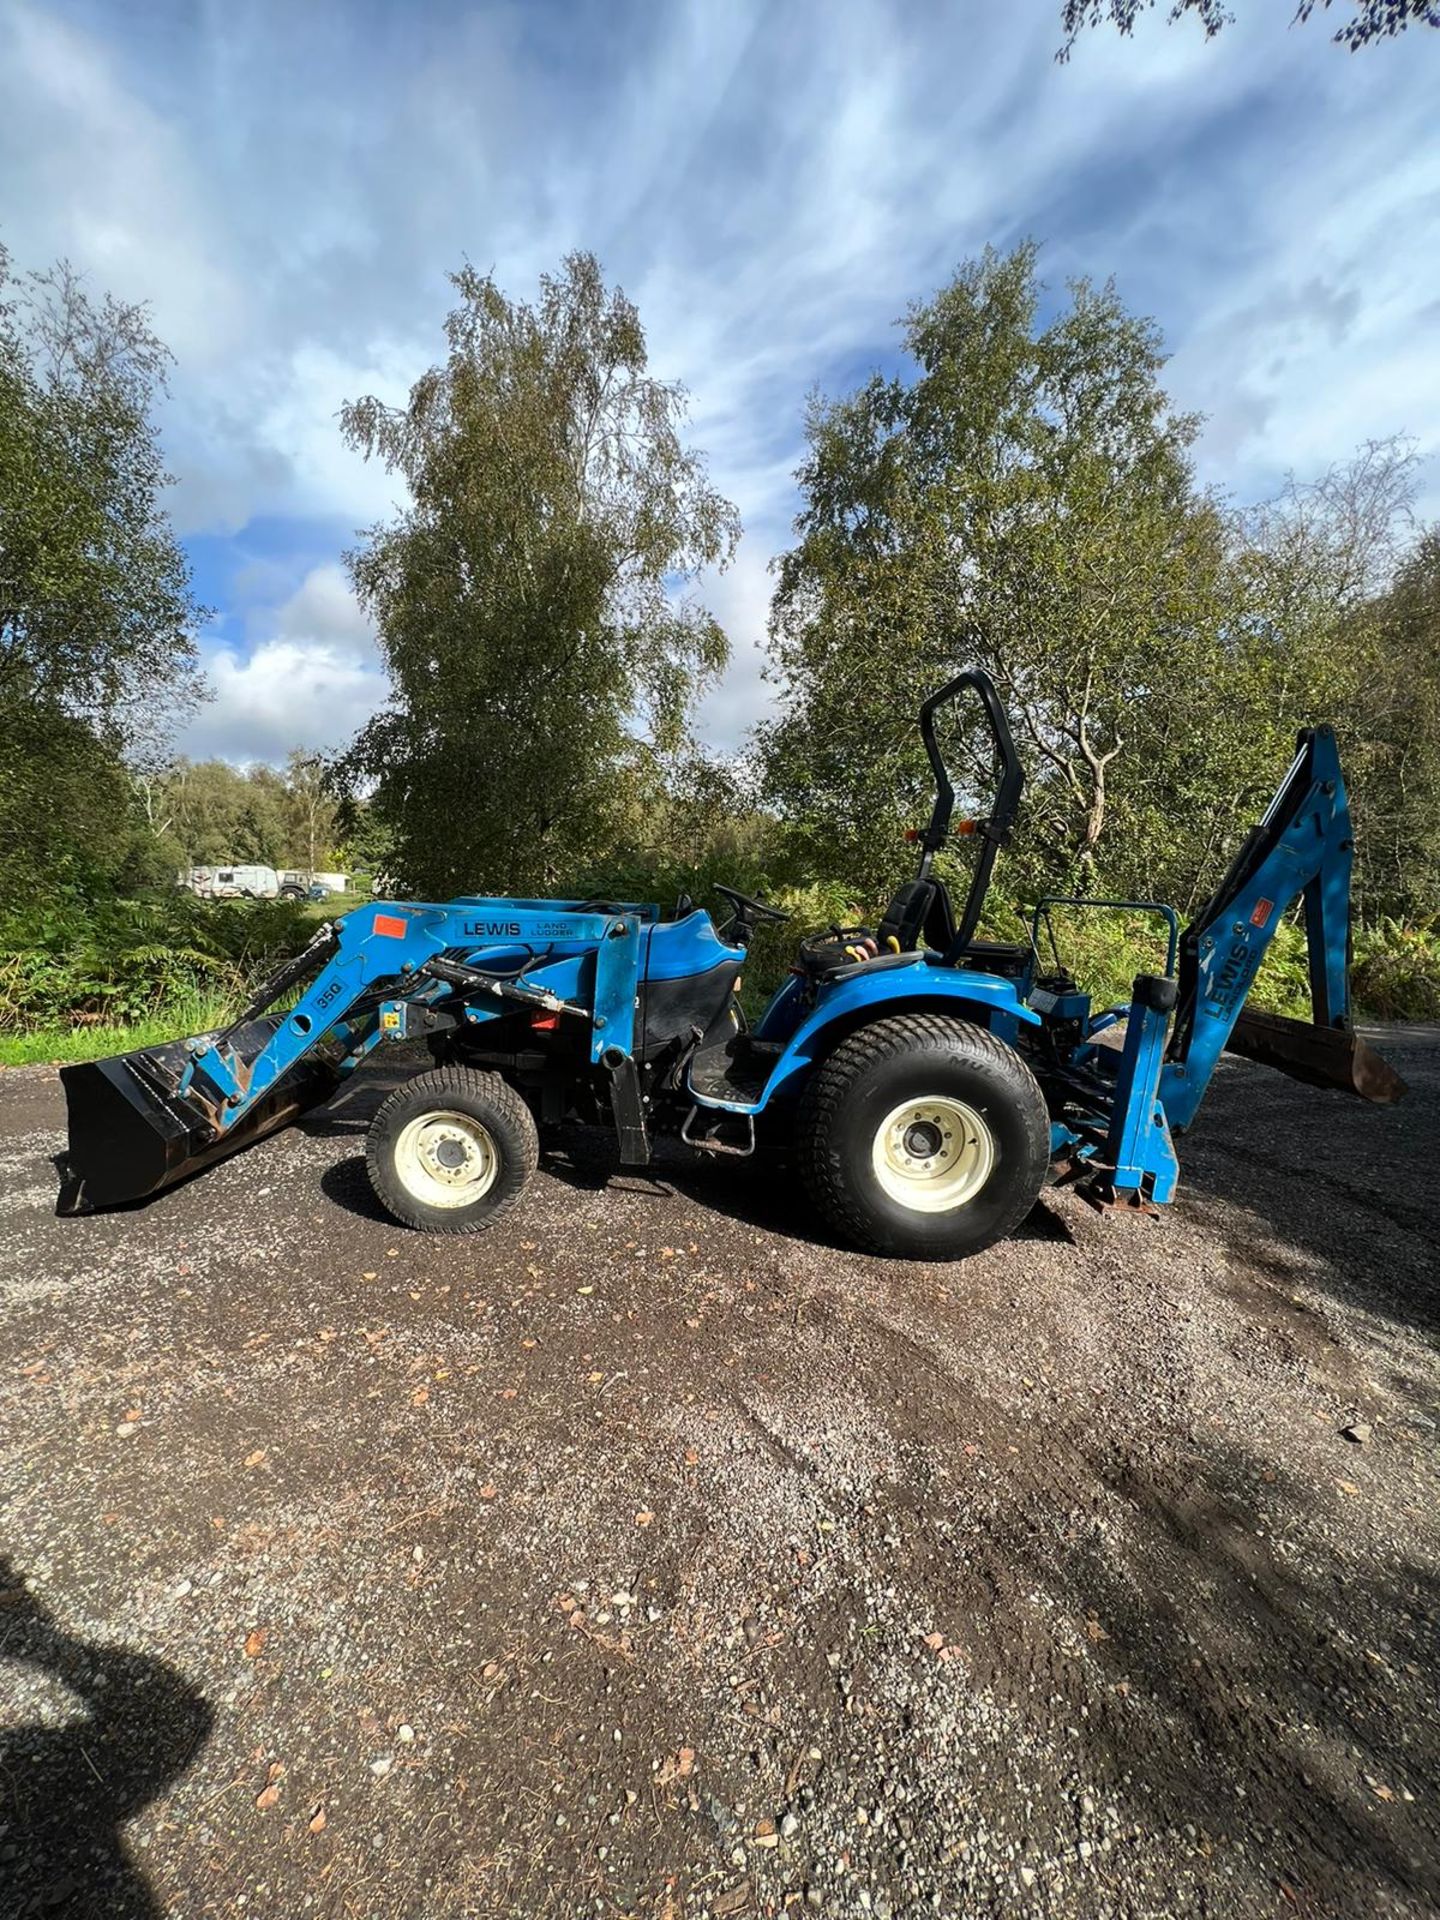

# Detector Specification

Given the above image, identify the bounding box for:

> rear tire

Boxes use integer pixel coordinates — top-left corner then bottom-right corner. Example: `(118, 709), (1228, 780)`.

(798, 1015), (1049, 1259)
(366, 1066), (538, 1234)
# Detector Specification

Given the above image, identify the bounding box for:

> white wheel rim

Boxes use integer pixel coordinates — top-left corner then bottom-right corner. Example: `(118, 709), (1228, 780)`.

(393, 1109), (499, 1209)
(871, 1096), (995, 1213)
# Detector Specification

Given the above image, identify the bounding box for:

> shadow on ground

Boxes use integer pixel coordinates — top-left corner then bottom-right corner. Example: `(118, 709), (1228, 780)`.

(0, 1558), (212, 1919)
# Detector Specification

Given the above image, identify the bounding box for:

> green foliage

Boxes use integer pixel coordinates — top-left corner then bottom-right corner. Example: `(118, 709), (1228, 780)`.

(1058, 1), (1438, 58)
(761, 243), (1228, 901)
(0, 893), (312, 1034)
(1343, 526), (1440, 922)
(760, 247), (1437, 959)
(1352, 918), (1440, 1020)
(0, 702), (142, 897)
(136, 752), (344, 870)
(0, 245), (208, 911)
(0, 247), (206, 750)
(339, 252), (740, 898)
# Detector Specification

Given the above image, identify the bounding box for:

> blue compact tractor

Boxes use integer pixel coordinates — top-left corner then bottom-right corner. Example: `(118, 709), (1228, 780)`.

(58, 672), (1403, 1259)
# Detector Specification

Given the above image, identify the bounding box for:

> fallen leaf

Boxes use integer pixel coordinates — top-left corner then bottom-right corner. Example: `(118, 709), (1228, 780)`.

(676, 1746), (696, 1778)
(1336, 1479), (1362, 1496)
(521, 1338), (537, 1350)
(922, 1631), (945, 1652)
(255, 1784), (280, 1810)
(482, 1660), (501, 1679)
(480, 1484), (498, 1500)
(244, 1448), (268, 1468)
(244, 1628), (268, 1658)
(1373, 1783), (1395, 1802)
(587, 1370), (605, 1384)
(362, 1271), (378, 1281)
(308, 1807), (327, 1834)
(500, 1388), (518, 1401)
(683, 1448), (699, 1466)
(634, 1510), (656, 1528)
(1085, 1617), (1109, 1644)
(411, 1387), (430, 1406)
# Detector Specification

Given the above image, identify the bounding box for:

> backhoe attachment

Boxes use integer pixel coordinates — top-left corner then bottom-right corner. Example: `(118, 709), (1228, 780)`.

(1160, 725), (1405, 1130)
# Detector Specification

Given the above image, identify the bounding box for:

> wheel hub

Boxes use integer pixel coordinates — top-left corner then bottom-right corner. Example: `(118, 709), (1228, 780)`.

(903, 1120), (944, 1160)
(871, 1096), (996, 1213)
(394, 1110), (499, 1207)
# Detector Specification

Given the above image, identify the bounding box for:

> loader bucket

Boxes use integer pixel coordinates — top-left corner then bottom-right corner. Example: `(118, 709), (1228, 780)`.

(56, 1016), (341, 1214)
(1225, 1008), (1407, 1105)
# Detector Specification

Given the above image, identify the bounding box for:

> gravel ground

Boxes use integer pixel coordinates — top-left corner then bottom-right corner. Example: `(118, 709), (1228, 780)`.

(0, 1028), (1437, 1920)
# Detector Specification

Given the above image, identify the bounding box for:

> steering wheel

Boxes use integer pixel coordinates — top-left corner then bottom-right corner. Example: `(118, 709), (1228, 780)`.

(714, 884), (789, 948)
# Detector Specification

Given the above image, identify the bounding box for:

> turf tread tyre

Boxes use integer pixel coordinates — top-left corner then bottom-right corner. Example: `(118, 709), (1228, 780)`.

(366, 1065), (538, 1235)
(798, 1013), (1048, 1259)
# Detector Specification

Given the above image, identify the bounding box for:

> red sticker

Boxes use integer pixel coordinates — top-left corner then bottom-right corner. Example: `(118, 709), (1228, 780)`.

(1250, 898), (1274, 928)
(373, 913), (409, 939)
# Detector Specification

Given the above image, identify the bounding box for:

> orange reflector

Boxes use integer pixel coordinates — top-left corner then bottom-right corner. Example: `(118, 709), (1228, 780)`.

(954, 819), (977, 836)
(373, 913), (408, 938)
(530, 1011), (560, 1032)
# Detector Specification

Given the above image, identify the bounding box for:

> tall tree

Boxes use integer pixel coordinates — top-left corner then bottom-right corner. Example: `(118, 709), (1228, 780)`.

(0, 249), (206, 751)
(1342, 517), (1440, 920)
(761, 244), (1227, 903)
(1058, 1), (1439, 58)
(338, 253), (739, 896)
(0, 248), (207, 898)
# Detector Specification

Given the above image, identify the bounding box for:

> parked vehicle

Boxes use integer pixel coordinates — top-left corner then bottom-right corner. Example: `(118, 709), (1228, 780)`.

(178, 865), (280, 901)
(277, 870), (348, 900)
(68, 671), (1403, 1255)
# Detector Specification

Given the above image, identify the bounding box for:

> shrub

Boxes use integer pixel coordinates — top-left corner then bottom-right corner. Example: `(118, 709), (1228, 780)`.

(0, 892), (314, 1034)
(1352, 918), (1440, 1021)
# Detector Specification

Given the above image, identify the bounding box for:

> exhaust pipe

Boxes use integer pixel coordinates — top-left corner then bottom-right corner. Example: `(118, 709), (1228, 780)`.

(56, 1015), (341, 1214)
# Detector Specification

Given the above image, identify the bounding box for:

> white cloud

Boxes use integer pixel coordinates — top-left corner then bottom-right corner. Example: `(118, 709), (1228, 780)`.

(177, 565), (385, 764)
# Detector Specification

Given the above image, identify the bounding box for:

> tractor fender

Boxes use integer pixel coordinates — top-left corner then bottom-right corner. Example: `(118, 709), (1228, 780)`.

(748, 966), (1038, 1114)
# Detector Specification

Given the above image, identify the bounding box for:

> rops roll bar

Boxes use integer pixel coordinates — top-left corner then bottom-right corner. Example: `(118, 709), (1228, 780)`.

(915, 668), (1025, 956)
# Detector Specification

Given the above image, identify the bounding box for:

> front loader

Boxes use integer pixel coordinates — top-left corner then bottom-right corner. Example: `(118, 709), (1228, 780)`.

(57, 672), (1404, 1259)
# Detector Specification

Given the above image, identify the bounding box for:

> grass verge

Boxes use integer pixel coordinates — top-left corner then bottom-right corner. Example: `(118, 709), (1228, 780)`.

(0, 995), (233, 1069)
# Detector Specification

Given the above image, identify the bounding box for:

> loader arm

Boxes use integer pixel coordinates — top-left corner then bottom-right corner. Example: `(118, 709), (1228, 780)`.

(57, 900), (649, 1212)
(1158, 725), (1405, 1132)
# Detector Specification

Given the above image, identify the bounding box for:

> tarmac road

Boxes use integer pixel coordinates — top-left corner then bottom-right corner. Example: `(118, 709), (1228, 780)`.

(0, 1029), (1437, 1919)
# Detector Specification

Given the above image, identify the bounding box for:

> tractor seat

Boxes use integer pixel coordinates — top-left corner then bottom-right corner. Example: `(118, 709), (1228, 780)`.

(794, 936), (925, 985)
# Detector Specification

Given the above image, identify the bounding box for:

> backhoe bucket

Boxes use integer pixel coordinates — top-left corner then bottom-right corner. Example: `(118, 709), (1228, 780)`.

(1225, 1008), (1406, 1105)
(56, 1016), (341, 1214)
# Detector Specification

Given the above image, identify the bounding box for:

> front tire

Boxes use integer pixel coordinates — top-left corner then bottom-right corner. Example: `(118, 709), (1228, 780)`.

(798, 1015), (1049, 1259)
(366, 1066), (538, 1234)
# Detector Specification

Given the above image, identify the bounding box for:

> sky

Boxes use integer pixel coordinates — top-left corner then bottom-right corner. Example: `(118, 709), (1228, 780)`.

(2, 0), (1438, 765)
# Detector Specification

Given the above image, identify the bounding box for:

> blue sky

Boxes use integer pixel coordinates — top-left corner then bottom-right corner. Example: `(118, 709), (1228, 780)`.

(2, 0), (1437, 763)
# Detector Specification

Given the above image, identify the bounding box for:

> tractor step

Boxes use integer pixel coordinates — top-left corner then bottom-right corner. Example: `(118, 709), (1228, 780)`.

(687, 1032), (774, 1106)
